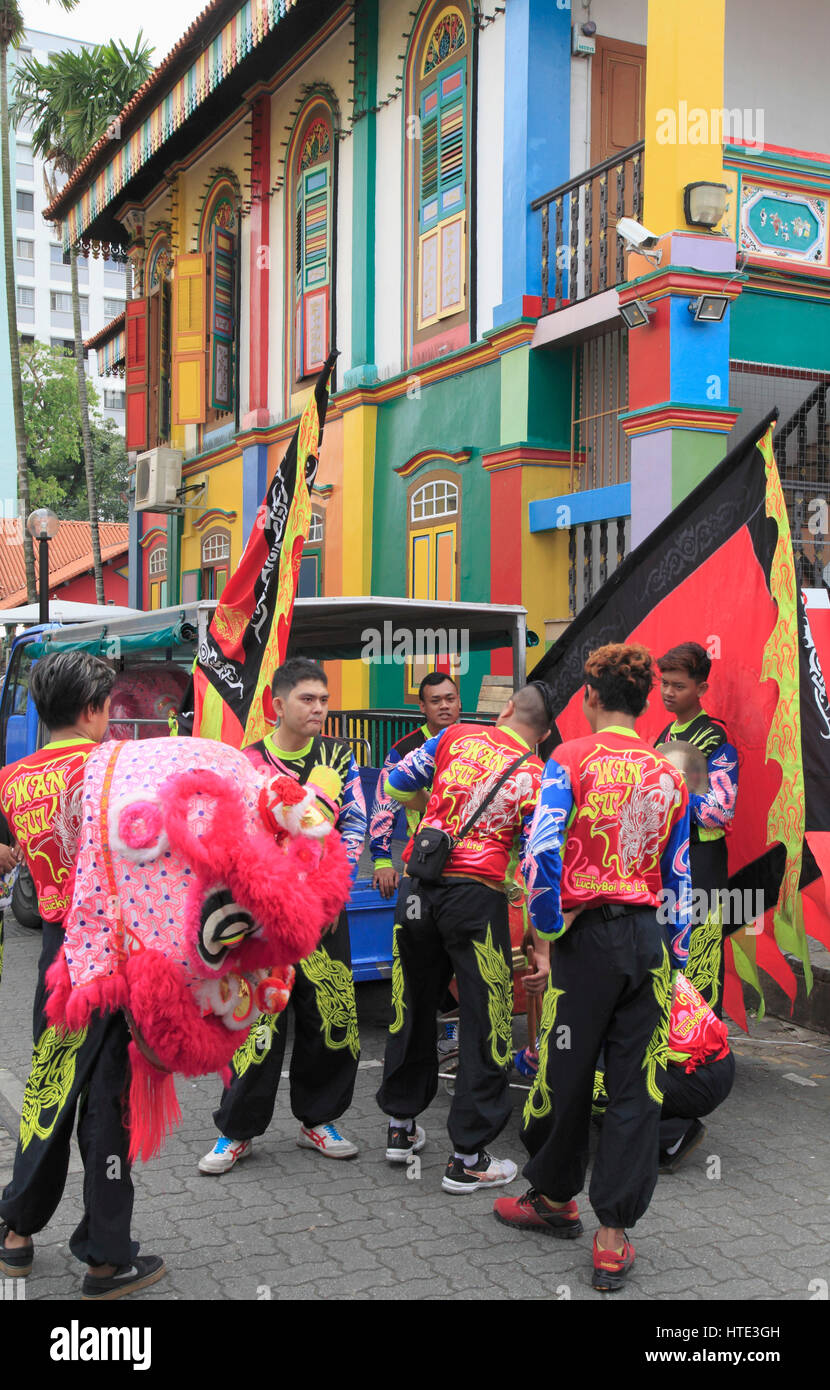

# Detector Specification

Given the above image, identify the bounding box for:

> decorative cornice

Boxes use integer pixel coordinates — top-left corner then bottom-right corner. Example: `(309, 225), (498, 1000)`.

(619, 267), (745, 303)
(620, 403), (742, 438)
(395, 449), (472, 479)
(481, 445), (581, 473)
(187, 321), (538, 475)
(139, 527), (167, 550)
(193, 507), (238, 531)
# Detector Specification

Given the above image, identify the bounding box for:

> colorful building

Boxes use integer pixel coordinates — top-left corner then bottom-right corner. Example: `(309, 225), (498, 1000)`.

(47, 0), (830, 711)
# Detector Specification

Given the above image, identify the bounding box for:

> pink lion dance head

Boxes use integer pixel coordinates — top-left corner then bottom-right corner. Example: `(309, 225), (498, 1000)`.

(45, 737), (352, 1160)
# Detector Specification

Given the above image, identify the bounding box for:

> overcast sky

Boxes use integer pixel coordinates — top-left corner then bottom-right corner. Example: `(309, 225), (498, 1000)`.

(23, 0), (209, 68)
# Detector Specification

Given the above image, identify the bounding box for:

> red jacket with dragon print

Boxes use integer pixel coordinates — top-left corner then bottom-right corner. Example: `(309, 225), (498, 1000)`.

(385, 723), (543, 887)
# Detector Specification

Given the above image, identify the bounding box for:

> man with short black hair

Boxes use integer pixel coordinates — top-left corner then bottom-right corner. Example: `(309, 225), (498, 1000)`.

(199, 657), (367, 1173)
(0, 651), (165, 1300)
(656, 640), (738, 1015)
(494, 644), (692, 1292)
(369, 672), (461, 900)
(376, 683), (551, 1192)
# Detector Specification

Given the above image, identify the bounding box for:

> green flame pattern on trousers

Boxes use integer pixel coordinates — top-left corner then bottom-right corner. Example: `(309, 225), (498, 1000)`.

(20, 1025), (88, 1151)
(300, 947), (360, 1059)
(472, 924), (513, 1069)
(522, 983), (565, 1126)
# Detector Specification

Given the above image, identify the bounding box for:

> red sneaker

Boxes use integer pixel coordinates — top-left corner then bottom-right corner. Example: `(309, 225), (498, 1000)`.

(592, 1233), (635, 1291)
(493, 1188), (583, 1238)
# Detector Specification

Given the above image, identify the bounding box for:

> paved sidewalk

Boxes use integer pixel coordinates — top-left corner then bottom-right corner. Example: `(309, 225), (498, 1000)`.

(1, 914), (829, 1301)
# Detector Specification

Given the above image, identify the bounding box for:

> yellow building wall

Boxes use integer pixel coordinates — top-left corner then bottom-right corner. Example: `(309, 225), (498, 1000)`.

(179, 454), (246, 585)
(643, 0), (728, 234)
(521, 464), (572, 648)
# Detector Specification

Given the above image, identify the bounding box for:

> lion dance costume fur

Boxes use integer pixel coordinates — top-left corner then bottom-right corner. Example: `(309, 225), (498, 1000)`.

(44, 737), (352, 1161)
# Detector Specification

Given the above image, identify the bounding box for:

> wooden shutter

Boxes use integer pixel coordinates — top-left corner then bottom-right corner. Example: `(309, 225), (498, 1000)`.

(417, 63), (467, 329)
(210, 227), (235, 412)
(297, 163), (330, 378)
(125, 297), (149, 450)
(171, 252), (207, 426)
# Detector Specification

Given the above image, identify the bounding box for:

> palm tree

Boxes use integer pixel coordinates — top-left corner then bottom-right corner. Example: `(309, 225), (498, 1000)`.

(0, 0), (76, 602)
(12, 37), (153, 602)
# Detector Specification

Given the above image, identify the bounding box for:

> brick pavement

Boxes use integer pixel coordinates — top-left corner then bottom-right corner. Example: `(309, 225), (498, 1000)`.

(1, 914), (829, 1302)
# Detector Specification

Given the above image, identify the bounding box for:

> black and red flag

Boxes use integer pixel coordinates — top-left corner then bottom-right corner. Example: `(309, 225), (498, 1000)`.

(180, 351), (337, 747)
(529, 411), (830, 1026)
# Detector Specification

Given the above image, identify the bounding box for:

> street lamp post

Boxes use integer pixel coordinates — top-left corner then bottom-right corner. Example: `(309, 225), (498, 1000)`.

(26, 509), (61, 625)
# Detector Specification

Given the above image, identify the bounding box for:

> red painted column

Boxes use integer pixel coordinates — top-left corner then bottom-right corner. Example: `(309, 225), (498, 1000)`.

(246, 94), (271, 427)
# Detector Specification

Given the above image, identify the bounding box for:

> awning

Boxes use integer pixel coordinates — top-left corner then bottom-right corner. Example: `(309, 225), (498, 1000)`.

(29, 617), (195, 657)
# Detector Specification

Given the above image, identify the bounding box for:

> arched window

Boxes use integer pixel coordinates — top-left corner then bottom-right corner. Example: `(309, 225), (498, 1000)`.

(298, 509), (325, 597)
(145, 230), (172, 444)
(201, 181), (238, 427)
(148, 543), (167, 609)
(201, 528), (231, 599)
(410, 478), (459, 523)
(404, 3), (472, 364)
(406, 470), (461, 695)
(170, 173), (239, 437)
(285, 98), (335, 398)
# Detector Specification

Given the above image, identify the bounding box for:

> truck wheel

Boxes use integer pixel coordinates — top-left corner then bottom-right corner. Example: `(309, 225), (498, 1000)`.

(11, 866), (43, 931)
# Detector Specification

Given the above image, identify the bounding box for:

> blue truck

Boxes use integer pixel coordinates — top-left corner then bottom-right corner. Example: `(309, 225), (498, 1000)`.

(0, 596), (529, 972)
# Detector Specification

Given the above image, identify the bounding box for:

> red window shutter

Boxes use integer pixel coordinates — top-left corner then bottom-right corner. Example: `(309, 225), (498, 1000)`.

(125, 298), (149, 451)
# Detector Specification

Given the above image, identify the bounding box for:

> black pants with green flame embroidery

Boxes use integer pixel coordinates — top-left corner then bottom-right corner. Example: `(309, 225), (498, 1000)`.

(522, 907), (671, 1230)
(687, 836), (728, 1017)
(0, 923), (137, 1267)
(215, 912), (360, 1137)
(376, 876), (514, 1153)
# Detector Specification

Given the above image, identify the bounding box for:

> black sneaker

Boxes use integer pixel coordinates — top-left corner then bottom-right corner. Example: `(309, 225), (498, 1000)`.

(385, 1122), (426, 1163)
(81, 1255), (166, 1301)
(442, 1150), (518, 1193)
(0, 1223), (33, 1278)
(659, 1119), (707, 1174)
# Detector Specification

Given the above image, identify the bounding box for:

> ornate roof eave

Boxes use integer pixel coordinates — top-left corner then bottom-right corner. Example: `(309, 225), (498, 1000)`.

(46, 0), (349, 250)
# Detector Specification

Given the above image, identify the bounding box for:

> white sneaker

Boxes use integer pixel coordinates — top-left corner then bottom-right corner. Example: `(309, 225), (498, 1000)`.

(441, 1150), (518, 1193)
(198, 1136), (252, 1175)
(297, 1122), (359, 1159)
(437, 1019), (460, 1059)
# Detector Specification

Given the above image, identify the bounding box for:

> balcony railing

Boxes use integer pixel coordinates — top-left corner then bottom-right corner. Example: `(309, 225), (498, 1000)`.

(532, 140), (645, 314)
(568, 517), (631, 618)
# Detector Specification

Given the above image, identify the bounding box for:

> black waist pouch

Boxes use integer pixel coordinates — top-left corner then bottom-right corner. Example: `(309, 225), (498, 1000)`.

(408, 825), (454, 883)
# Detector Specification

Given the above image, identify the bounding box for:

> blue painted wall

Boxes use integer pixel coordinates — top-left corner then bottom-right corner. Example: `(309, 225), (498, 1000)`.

(494, 0), (572, 326)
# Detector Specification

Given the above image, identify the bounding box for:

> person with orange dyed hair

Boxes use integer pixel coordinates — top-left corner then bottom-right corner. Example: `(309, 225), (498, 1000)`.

(494, 644), (692, 1292)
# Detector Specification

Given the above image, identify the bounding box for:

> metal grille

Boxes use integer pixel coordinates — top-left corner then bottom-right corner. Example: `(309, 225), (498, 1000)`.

(729, 361), (830, 588)
(574, 327), (631, 492)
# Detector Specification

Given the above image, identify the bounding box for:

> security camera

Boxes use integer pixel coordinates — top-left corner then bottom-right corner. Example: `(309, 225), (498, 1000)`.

(616, 217), (663, 266)
(616, 217), (659, 249)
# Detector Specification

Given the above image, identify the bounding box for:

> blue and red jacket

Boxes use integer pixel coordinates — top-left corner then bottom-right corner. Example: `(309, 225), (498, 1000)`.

(524, 726), (692, 968)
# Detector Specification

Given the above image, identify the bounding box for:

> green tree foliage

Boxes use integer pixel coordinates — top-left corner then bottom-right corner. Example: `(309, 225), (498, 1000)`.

(20, 342), (128, 521)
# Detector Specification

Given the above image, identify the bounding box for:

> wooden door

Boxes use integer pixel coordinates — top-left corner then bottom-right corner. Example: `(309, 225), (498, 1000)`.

(588, 37), (646, 294)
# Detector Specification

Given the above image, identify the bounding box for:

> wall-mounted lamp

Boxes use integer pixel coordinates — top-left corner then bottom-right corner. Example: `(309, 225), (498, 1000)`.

(619, 298), (656, 329)
(687, 294), (729, 323)
(683, 181), (729, 229)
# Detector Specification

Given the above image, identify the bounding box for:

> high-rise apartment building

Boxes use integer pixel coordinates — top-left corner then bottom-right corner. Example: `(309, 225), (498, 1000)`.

(12, 29), (128, 432)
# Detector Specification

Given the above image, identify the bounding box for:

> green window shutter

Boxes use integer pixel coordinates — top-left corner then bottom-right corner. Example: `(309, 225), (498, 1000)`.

(210, 226), (235, 411)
